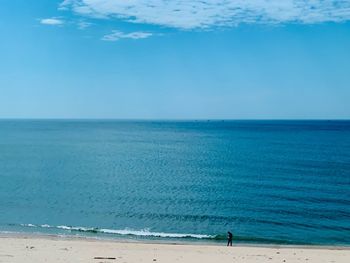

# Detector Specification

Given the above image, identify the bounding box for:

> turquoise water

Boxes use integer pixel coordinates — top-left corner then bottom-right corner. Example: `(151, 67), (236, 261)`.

(0, 120), (349, 245)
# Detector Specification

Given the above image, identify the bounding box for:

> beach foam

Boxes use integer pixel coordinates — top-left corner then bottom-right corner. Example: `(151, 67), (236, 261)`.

(18, 223), (214, 239)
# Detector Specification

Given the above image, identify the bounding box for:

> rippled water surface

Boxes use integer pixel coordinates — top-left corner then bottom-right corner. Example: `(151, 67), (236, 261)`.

(0, 120), (349, 245)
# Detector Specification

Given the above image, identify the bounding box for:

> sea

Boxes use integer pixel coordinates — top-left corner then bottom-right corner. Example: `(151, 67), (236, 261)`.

(0, 120), (349, 246)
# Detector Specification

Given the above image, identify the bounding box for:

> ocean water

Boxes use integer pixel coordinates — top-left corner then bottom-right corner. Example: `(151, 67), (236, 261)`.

(0, 120), (349, 245)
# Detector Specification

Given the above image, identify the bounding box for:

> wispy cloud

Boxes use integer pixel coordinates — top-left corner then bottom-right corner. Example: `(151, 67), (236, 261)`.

(102, 30), (153, 41)
(60, 0), (350, 30)
(40, 18), (64, 26)
(77, 20), (92, 30)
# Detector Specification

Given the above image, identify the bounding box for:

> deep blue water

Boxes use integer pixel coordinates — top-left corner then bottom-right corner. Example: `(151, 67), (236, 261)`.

(0, 120), (349, 245)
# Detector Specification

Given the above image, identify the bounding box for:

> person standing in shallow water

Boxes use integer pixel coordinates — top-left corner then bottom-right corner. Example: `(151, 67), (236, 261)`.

(227, 231), (233, 246)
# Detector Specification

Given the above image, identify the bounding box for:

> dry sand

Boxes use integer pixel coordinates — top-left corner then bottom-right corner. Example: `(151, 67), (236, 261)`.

(0, 234), (349, 263)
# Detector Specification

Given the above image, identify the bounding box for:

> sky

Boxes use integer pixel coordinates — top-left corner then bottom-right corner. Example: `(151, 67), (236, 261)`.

(0, 0), (350, 119)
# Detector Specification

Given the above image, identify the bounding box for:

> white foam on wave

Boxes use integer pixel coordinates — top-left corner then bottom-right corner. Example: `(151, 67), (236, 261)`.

(99, 228), (212, 239)
(19, 223), (213, 239)
(20, 223), (36, 227)
(57, 225), (97, 232)
(57, 225), (73, 230)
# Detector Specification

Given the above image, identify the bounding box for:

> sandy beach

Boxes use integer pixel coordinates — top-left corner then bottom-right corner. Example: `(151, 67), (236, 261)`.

(0, 234), (349, 263)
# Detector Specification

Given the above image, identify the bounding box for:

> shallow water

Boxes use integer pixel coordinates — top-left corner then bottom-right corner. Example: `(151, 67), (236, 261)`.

(0, 120), (349, 245)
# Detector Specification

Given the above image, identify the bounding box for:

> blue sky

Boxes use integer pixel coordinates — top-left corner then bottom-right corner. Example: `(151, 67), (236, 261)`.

(0, 0), (349, 119)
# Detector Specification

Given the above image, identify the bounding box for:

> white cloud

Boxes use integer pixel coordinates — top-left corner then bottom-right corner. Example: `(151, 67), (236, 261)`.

(102, 30), (153, 41)
(77, 20), (92, 29)
(40, 18), (64, 25)
(59, 0), (350, 29)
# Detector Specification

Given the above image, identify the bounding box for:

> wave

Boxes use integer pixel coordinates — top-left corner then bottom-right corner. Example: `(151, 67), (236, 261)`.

(15, 223), (310, 245)
(19, 224), (213, 239)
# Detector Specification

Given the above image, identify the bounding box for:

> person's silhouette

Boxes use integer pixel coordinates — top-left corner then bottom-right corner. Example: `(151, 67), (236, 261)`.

(227, 231), (233, 246)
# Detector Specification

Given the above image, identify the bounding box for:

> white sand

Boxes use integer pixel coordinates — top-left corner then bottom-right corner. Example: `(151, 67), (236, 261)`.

(0, 234), (349, 263)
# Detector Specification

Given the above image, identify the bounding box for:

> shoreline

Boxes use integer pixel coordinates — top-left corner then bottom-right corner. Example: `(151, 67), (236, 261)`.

(1, 231), (349, 250)
(1, 233), (349, 263)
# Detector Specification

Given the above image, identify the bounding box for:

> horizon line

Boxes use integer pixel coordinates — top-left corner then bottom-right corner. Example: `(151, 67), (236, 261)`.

(0, 118), (349, 121)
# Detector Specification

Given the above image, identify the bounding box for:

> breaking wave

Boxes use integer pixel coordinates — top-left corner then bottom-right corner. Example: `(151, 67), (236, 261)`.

(10, 223), (313, 244)
(19, 223), (214, 239)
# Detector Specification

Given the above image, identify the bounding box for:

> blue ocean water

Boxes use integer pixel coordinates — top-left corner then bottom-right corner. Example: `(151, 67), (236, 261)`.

(0, 120), (349, 245)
